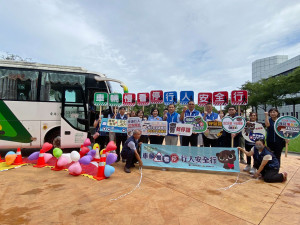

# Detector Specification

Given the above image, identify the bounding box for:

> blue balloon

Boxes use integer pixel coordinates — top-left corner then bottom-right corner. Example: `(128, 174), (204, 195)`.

(88, 146), (92, 150)
(5, 151), (16, 156)
(104, 165), (115, 177)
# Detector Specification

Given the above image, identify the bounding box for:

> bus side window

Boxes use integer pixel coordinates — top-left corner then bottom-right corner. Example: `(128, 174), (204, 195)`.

(0, 69), (38, 101)
(40, 72), (85, 102)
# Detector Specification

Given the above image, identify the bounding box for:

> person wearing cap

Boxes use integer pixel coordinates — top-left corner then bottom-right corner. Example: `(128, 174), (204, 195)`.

(121, 130), (143, 173)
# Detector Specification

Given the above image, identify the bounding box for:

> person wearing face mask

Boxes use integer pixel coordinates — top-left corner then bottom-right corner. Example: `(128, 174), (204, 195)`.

(265, 108), (289, 166)
(238, 139), (287, 183)
(243, 112), (260, 174)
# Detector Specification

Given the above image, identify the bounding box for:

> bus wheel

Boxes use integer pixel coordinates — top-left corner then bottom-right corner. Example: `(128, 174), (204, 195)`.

(44, 128), (61, 150)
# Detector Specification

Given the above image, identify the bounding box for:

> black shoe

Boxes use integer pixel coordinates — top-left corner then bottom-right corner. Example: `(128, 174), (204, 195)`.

(116, 158), (120, 163)
(130, 164), (135, 168)
(124, 167), (131, 173)
(122, 158), (126, 163)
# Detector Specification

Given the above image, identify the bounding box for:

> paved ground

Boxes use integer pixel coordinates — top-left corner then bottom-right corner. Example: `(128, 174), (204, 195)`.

(0, 153), (299, 225)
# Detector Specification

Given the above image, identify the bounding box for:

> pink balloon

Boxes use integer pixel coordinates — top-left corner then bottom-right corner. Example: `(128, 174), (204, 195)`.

(68, 162), (82, 175)
(83, 138), (91, 147)
(106, 153), (117, 165)
(44, 153), (53, 163)
(57, 155), (69, 167)
(28, 151), (39, 160)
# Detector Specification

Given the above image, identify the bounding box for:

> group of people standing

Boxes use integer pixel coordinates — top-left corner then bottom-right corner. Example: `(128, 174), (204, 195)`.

(93, 102), (288, 182)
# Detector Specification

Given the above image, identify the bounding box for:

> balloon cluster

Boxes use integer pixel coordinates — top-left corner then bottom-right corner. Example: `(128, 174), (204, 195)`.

(27, 138), (118, 178)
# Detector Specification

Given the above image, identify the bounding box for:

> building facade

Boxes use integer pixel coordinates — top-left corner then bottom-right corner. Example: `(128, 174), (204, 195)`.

(252, 55), (300, 122)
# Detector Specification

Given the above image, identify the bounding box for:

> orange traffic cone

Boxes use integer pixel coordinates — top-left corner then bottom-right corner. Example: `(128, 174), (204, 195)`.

(93, 149), (107, 181)
(33, 150), (47, 168)
(13, 148), (24, 165)
(0, 154), (4, 162)
(51, 159), (65, 171)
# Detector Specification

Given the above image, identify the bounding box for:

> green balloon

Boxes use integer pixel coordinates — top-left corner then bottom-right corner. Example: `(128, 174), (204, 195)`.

(53, 148), (62, 158)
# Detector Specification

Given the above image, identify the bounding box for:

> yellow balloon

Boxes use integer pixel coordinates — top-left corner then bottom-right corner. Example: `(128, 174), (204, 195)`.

(93, 143), (100, 150)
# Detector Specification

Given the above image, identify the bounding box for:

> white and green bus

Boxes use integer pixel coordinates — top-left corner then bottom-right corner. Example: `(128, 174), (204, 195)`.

(0, 60), (127, 149)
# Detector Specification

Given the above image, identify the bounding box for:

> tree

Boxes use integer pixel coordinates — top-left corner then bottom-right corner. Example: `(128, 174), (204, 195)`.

(0, 52), (32, 62)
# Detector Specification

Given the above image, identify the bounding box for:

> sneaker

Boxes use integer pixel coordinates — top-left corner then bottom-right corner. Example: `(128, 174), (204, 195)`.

(124, 167), (131, 173)
(240, 159), (247, 164)
(249, 167), (257, 175)
(243, 165), (251, 172)
(282, 172), (288, 182)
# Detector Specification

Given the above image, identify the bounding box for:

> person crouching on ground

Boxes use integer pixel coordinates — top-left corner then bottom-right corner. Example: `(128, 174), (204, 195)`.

(121, 130), (143, 173)
(238, 139), (287, 183)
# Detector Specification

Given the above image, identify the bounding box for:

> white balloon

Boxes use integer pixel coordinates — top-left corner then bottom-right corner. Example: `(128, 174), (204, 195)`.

(61, 153), (72, 163)
(70, 151), (80, 162)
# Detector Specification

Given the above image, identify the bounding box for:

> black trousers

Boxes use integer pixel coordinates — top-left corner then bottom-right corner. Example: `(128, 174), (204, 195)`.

(149, 136), (164, 145)
(95, 135), (109, 151)
(262, 169), (284, 183)
(121, 148), (136, 169)
(253, 161), (283, 183)
(245, 143), (253, 165)
(202, 134), (219, 147)
(116, 135), (127, 159)
(267, 142), (284, 167)
(182, 134), (198, 146)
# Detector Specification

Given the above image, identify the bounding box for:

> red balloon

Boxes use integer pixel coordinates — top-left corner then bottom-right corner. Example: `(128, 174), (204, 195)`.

(79, 146), (90, 158)
(106, 141), (117, 152)
(41, 142), (53, 153)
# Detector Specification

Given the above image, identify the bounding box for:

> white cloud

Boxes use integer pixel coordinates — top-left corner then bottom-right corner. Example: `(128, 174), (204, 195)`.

(1, 0), (300, 95)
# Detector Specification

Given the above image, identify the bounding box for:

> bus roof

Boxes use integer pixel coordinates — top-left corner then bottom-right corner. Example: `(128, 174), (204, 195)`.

(0, 60), (106, 77)
(0, 60), (128, 92)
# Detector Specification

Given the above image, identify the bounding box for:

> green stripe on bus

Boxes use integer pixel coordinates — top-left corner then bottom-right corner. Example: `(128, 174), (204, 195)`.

(0, 100), (32, 143)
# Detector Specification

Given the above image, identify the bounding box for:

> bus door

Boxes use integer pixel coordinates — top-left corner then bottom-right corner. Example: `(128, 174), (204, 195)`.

(61, 86), (89, 148)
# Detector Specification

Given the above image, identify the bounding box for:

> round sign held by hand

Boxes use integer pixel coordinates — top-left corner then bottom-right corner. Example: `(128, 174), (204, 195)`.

(274, 116), (300, 140)
(222, 116), (246, 133)
(242, 122), (265, 143)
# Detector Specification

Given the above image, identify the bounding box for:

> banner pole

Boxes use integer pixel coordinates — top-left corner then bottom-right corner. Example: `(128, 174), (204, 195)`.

(285, 141), (288, 157)
(238, 105), (241, 116)
(100, 106), (102, 118)
(231, 135), (234, 148)
(143, 106), (144, 111)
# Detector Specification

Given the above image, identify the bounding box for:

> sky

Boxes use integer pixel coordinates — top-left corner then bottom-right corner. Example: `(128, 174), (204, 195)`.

(1, 0), (300, 94)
